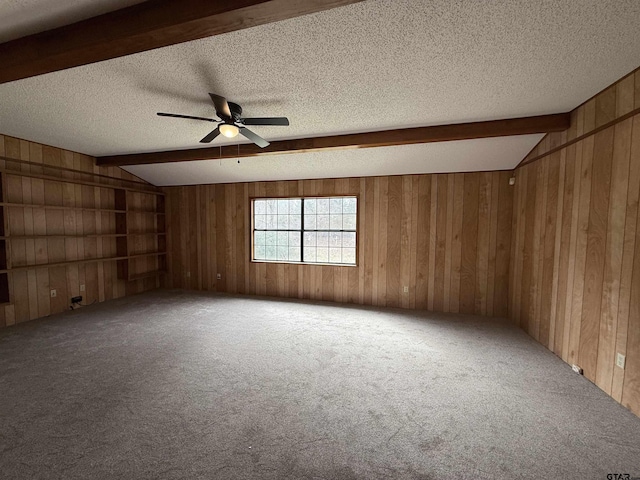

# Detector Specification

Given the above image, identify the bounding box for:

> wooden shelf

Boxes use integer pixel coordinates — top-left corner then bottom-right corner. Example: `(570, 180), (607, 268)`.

(1, 234), (127, 240)
(128, 252), (167, 259)
(0, 202), (125, 213)
(0, 154), (155, 190)
(0, 168), (164, 195)
(1, 255), (129, 273)
(2, 252), (166, 273)
(128, 270), (167, 281)
(126, 210), (166, 215)
(0, 232), (165, 240)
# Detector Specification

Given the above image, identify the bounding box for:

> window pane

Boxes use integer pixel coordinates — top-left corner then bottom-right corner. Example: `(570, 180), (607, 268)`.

(277, 214), (289, 230)
(317, 198), (329, 214)
(343, 197), (357, 214)
(277, 231), (288, 245)
(289, 232), (301, 247)
(277, 199), (289, 214)
(316, 247), (329, 263)
(317, 231), (328, 247)
(305, 214), (316, 230)
(289, 247), (301, 261)
(265, 245), (277, 260)
(254, 231), (266, 246)
(290, 199), (302, 214)
(304, 198), (316, 214)
(317, 214), (330, 230)
(304, 232), (316, 246)
(254, 214), (266, 230)
(303, 247), (316, 262)
(254, 200), (266, 214)
(330, 197), (343, 214)
(330, 214), (342, 230)
(342, 248), (356, 264)
(343, 214), (356, 231)
(253, 196), (357, 266)
(343, 232), (356, 247)
(329, 231), (341, 247)
(290, 214), (302, 230)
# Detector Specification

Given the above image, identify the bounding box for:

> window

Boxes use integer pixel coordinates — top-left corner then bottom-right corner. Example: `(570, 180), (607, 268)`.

(252, 196), (357, 265)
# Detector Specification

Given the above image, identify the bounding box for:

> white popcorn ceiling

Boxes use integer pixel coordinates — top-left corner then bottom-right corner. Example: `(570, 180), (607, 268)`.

(0, 0), (144, 42)
(124, 135), (544, 186)
(0, 0), (639, 186)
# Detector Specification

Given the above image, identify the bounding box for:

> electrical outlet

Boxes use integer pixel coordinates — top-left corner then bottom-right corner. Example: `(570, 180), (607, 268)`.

(571, 364), (583, 375)
(80, 284), (85, 292)
(217, 273), (221, 280)
(186, 272), (191, 278)
(403, 286), (409, 293)
(616, 353), (626, 369)
(50, 289), (57, 298)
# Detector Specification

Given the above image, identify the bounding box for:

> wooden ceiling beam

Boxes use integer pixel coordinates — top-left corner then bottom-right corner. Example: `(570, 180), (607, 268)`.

(96, 113), (571, 166)
(0, 0), (363, 84)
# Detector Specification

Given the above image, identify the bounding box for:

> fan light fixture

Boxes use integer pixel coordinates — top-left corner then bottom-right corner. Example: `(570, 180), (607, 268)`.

(220, 123), (240, 138)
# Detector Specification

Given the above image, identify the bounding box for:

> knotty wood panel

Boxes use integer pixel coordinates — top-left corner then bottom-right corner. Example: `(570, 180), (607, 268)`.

(0, 134), (160, 327)
(510, 111), (640, 417)
(164, 171), (514, 319)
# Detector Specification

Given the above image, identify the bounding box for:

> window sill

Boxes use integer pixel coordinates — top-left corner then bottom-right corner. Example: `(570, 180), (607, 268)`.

(250, 259), (358, 267)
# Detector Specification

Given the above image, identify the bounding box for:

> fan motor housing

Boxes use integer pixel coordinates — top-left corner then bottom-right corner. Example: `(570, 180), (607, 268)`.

(228, 102), (243, 120)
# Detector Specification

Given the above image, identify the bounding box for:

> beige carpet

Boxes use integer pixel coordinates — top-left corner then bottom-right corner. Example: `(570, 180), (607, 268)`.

(1, 289), (639, 479)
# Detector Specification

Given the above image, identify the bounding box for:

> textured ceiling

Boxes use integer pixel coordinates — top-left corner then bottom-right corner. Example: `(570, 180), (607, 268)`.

(123, 134), (544, 186)
(0, 0), (639, 185)
(0, 0), (144, 42)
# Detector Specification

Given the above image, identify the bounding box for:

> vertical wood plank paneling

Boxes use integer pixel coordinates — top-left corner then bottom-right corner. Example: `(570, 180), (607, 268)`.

(460, 173), (479, 314)
(386, 176), (402, 308)
(433, 175), (448, 312)
(427, 176), (437, 310)
(494, 171), (513, 318)
(596, 119), (632, 393)
(568, 137), (593, 365)
(449, 173), (464, 314)
(165, 172), (511, 320)
(486, 172), (500, 316)
(540, 154), (559, 347)
(415, 175), (430, 309)
(0, 134), (159, 327)
(475, 172), (491, 316)
(400, 176), (412, 309)
(579, 129), (613, 381)
(510, 70), (640, 417)
(613, 116), (640, 402)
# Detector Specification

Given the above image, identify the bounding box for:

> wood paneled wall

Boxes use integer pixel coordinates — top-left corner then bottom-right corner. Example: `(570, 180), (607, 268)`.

(165, 171), (513, 316)
(0, 134), (161, 327)
(509, 67), (640, 416)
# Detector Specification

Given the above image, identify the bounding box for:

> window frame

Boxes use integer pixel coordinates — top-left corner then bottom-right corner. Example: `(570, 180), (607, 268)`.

(250, 194), (359, 267)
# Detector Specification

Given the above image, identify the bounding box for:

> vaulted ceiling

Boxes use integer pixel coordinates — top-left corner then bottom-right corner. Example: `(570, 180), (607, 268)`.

(0, 0), (639, 185)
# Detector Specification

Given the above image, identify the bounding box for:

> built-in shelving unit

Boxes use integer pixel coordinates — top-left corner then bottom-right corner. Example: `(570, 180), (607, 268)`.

(0, 172), (9, 303)
(114, 188), (167, 282)
(0, 155), (166, 306)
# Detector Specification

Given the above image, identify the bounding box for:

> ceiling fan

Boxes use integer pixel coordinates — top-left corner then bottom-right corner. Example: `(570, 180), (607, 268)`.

(157, 93), (289, 148)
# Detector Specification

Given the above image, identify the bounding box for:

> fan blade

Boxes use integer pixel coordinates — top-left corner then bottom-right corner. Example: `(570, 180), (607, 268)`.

(209, 93), (232, 118)
(240, 128), (270, 148)
(242, 117), (290, 126)
(200, 126), (221, 143)
(157, 112), (217, 123)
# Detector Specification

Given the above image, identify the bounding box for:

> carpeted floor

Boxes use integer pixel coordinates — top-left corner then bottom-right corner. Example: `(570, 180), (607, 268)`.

(1, 290), (639, 479)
